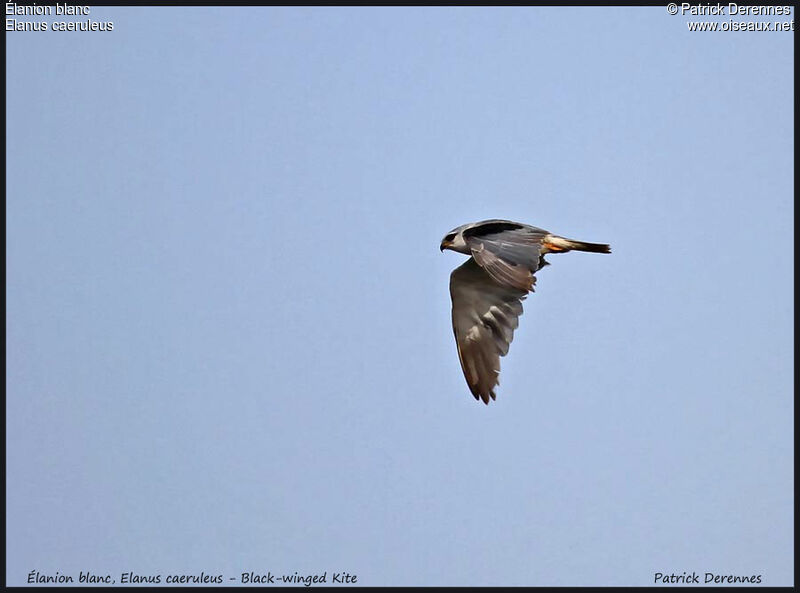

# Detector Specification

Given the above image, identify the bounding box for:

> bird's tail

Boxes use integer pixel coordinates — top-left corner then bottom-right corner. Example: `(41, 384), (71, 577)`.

(545, 235), (611, 254)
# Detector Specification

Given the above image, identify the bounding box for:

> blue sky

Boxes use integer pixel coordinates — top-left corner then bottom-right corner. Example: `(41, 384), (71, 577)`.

(6, 7), (793, 586)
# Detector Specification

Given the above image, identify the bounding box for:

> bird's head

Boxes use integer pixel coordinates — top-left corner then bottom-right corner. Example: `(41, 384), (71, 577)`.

(440, 226), (470, 254)
(440, 232), (456, 252)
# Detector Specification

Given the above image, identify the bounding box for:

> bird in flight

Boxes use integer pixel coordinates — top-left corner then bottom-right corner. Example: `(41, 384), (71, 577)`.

(440, 219), (610, 404)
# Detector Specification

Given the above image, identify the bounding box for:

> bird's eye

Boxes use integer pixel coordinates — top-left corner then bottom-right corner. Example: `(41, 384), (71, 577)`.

(444, 233), (456, 242)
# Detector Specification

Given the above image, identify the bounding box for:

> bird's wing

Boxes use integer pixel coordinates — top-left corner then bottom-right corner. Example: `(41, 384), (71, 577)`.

(471, 244), (537, 292)
(465, 226), (548, 292)
(449, 258), (528, 404)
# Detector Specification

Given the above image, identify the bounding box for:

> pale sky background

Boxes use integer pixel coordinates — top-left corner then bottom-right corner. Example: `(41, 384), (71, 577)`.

(6, 6), (793, 587)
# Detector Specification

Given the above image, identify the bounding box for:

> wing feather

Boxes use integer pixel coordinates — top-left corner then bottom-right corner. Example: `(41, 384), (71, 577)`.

(449, 258), (529, 404)
(471, 244), (536, 292)
(465, 225), (548, 291)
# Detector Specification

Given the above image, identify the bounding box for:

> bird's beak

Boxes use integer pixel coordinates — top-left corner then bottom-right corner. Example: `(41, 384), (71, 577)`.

(440, 240), (450, 252)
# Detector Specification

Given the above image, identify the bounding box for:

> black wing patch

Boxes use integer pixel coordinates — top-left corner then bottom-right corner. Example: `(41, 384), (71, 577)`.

(462, 221), (524, 239)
